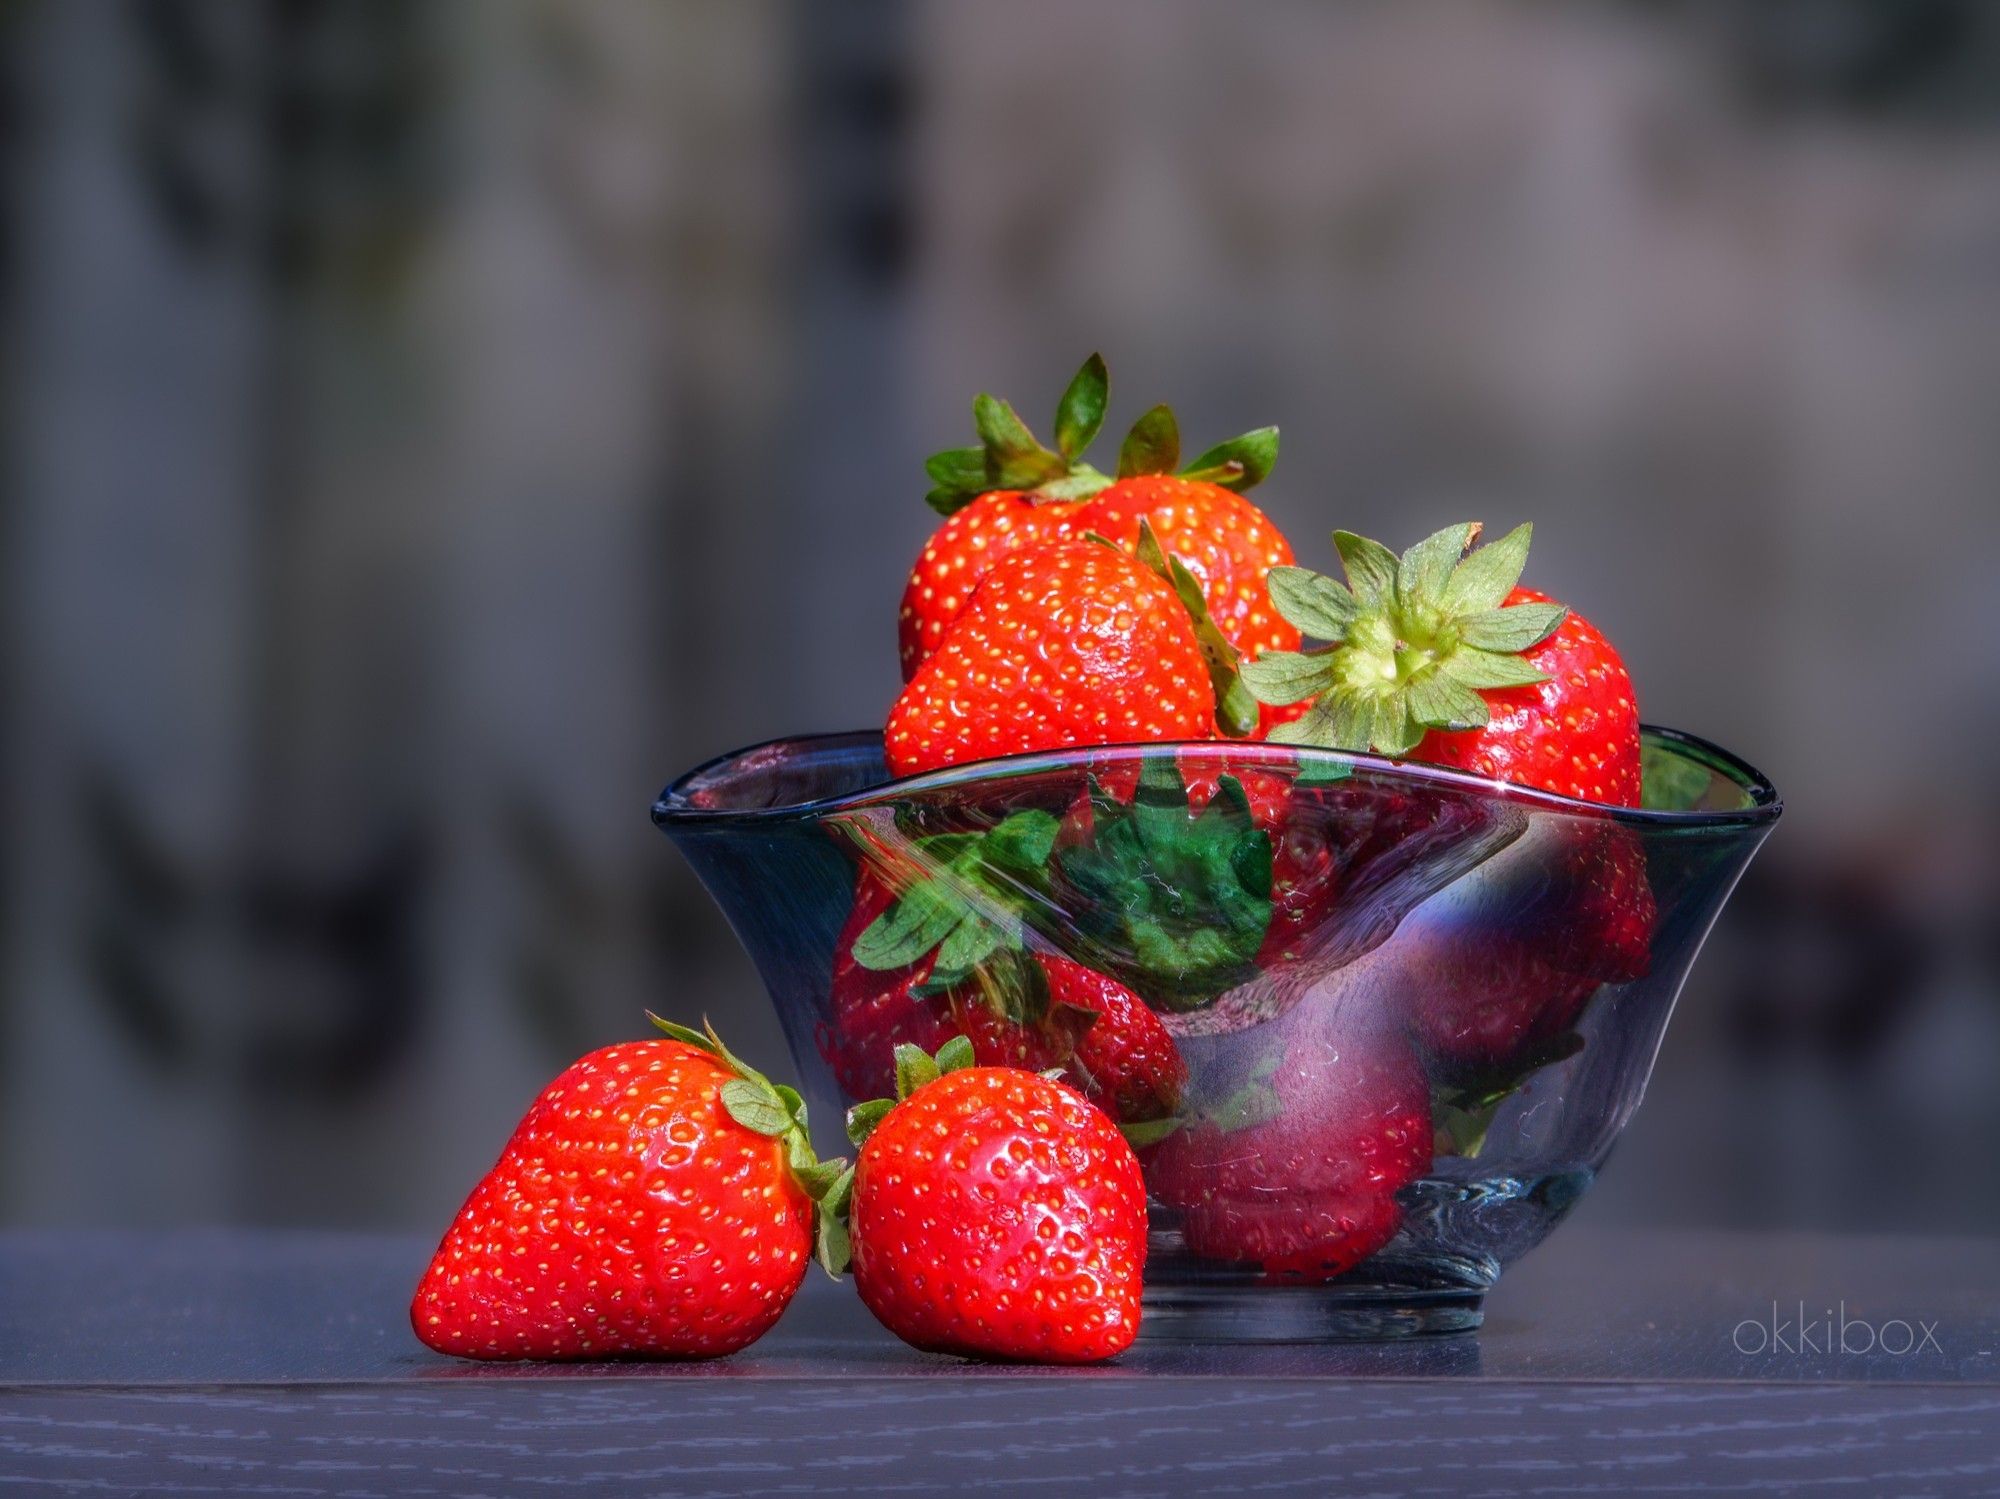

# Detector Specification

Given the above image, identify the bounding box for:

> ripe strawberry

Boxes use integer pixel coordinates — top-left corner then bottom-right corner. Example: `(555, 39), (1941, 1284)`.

(827, 1041), (1149, 1362)
(901, 491), (1083, 680)
(411, 1022), (843, 1360)
(1241, 522), (1639, 807)
(1414, 587), (1640, 806)
(1070, 400), (1295, 667)
(902, 360), (1291, 686)
(900, 355), (1113, 680)
(1241, 523), (1655, 1079)
(1407, 817), (1655, 1084)
(1035, 954), (1187, 1125)
(822, 810), (1186, 1123)
(1149, 1008), (1432, 1282)
(819, 869), (962, 1100)
(885, 541), (1215, 777)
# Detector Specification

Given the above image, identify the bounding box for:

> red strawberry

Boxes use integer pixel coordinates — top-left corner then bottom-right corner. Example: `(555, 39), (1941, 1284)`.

(1407, 818), (1655, 1083)
(411, 1023), (840, 1360)
(819, 870), (962, 1100)
(1037, 954), (1187, 1126)
(1072, 462), (1296, 667)
(1241, 522), (1639, 807)
(885, 542), (1215, 777)
(1150, 1009), (1432, 1282)
(901, 355), (1114, 680)
(830, 1043), (1149, 1362)
(1415, 587), (1640, 807)
(823, 812), (1186, 1123)
(1241, 523), (1655, 1077)
(900, 490), (1083, 679)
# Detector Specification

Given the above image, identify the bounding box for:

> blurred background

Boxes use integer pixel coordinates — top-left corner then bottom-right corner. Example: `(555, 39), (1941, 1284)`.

(3, 0), (1997, 1234)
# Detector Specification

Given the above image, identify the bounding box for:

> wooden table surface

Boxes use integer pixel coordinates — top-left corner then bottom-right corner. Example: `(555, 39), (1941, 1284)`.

(2, 1227), (1996, 1496)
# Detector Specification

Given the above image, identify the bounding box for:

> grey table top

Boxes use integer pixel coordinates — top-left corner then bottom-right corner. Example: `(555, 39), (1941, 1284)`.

(3, 1227), (1997, 1496)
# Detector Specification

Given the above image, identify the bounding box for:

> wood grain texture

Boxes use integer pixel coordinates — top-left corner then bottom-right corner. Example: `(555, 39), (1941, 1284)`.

(2, 1228), (1997, 1495)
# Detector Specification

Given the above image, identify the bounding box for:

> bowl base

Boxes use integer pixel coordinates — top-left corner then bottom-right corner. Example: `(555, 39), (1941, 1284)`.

(1141, 1280), (1484, 1341)
(1139, 1230), (1495, 1342)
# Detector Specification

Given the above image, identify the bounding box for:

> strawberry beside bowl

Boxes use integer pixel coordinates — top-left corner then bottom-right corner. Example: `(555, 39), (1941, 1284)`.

(653, 727), (1778, 1341)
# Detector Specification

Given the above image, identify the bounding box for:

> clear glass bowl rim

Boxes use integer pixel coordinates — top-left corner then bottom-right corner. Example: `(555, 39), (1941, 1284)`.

(653, 724), (1781, 832)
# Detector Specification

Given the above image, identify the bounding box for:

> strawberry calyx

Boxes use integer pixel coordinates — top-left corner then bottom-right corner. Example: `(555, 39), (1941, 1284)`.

(924, 354), (1116, 516)
(1113, 402), (1279, 493)
(817, 1036), (983, 1275)
(645, 1012), (850, 1237)
(1057, 759), (1274, 1012)
(1241, 522), (1568, 757)
(1084, 518), (1258, 738)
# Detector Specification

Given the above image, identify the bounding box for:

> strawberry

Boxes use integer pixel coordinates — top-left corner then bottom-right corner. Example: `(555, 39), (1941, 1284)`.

(824, 1040), (1149, 1363)
(885, 541), (1215, 777)
(818, 868), (962, 1100)
(823, 810), (1186, 1123)
(411, 1021), (844, 1360)
(1240, 522), (1640, 806)
(902, 359), (1291, 687)
(1407, 817), (1655, 1086)
(1240, 522), (1654, 1086)
(1413, 587), (1640, 806)
(900, 355), (1114, 680)
(901, 491), (1084, 681)
(1149, 1008), (1432, 1282)
(1070, 401), (1293, 666)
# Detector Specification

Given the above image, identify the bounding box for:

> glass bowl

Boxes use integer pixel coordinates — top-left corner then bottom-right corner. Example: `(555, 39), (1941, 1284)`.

(652, 729), (1779, 1341)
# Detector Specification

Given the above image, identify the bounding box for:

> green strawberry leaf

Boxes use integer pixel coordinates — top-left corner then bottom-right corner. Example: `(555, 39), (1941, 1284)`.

(816, 1209), (852, 1278)
(1333, 530), (1400, 606)
(772, 1083), (808, 1129)
(1246, 521), (1578, 762)
(1059, 763), (1274, 1011)
(791, 1156), (849, 1199)
(924, 445), (988, 490)
(1179, 425), (1278, 491)
(1641, 740), (1716, 812)
(1126, 518), (1258, 738)
(1054, 353), (1109, 459)
(1239, 649), (1339, 705)
(646, 1013), (718, 1054)
(893, 1043), (940, 1098)
(846, 1098), (895, 1147)
(928, 914), (1006, 987)
(1431, 1030), (1587, 1158)
(1117, 404), (1181, 478)
(850, 810), (1059, 976)
(983, 809), (1060, 872)
(1119, 1116), (1184, 1148)
(1441, 522), (1532, 615)
(720, 1079), (792, 1138)
(1458, 602), (1566, 653)
(975, 393), (1068, 490)
(935, 1035), (976, 1073)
